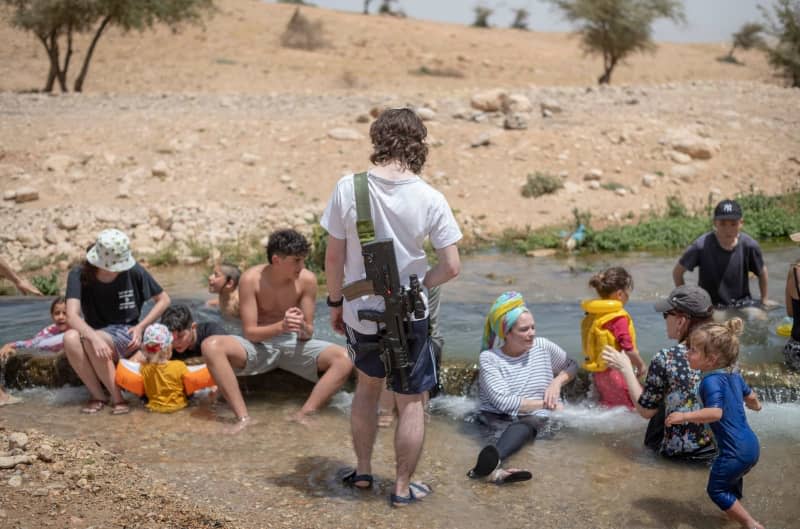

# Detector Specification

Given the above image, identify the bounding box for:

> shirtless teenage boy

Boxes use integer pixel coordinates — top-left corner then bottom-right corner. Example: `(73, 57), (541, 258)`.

(200, 229), (352, 424)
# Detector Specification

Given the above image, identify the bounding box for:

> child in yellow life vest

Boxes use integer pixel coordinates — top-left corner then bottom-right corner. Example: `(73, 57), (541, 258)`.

(140, 323), (191, 413)
(582, 267), (645, 408)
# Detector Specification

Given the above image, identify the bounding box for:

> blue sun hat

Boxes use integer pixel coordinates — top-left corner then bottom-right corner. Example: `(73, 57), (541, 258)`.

(87, 229), (136, 272)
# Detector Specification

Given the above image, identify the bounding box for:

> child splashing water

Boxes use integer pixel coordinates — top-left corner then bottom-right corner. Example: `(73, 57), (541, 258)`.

(140, 323), (191, 413)
(666, 318), (764, 529)
(582, 267), (645, 408)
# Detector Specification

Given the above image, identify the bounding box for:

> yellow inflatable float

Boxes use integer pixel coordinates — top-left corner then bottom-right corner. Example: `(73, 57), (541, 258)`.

(580, 299), (637, 372)
(776, 317), (793, 338)
(115, 358), (215, 397)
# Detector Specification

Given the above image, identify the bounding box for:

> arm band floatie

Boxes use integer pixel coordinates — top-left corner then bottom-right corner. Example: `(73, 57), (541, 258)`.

(183, 364), (216, 395)
(115, 359), (145, 397)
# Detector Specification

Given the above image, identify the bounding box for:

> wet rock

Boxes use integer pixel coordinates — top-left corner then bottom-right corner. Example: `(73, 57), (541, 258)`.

(327, 128), (363, 141)
(14, 187), (39, 203)
(470, 89), (507, 112)
(3, 353), (82, 389)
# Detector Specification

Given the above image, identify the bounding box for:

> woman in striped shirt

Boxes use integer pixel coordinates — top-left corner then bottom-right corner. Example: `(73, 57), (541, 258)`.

(467, 292), (578, 485)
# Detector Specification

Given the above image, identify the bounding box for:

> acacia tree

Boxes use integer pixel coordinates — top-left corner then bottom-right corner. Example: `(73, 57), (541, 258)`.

(472, 6), (492, 28)
(510, 8), (529, 30)
(2, 0), (214, 93)
(549, 0), (685, 84)
(759, 0), (800, 87)
(725, 22), (765, 63)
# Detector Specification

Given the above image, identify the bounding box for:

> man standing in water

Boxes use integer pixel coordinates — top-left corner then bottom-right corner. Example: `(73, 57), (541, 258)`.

(673, 199), (769, 313)
(321, 108), (462, 506)
(200, 229), (353, 426)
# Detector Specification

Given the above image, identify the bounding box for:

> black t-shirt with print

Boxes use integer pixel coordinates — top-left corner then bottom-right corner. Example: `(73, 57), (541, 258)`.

(65, 264), (163, 329)
(172, 321), (226, 361)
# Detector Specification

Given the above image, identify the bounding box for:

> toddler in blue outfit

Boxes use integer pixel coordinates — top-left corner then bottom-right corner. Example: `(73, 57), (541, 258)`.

(666, 318), (763, 529)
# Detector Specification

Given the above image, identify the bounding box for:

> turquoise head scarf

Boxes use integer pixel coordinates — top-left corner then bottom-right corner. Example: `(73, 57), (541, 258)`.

(481, 291), (530, 351)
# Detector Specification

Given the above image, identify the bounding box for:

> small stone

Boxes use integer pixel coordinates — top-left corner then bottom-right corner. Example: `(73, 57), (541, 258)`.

(503, 113), (528, 130)
(470, 89), (508, 112)
(506, 93), (532, 113)
(540, 98), (562, 114)
(151, 161), (168, 178)
(355, 114), (370, 123)
(14, 187), (39, 203)
(58, 215), (79, 231)
(641, 173), (658, 188)
(3, 190), (16, 200)
(589, 181), (601, 190)
(327, 128), (363, 141)
(279, 174), (292, 184)
(669, 151), (692, 164)
(471, 133), (492, 148)
(525, 249), (557, 258)
(241, 153), (260, 166)
(614, 188), (627, 196)
(415, 107), (436, 121)
(8, 475), (22, 487)
(76, 478), (88, 489)
(583, 169), (603, 181)
(670, 164), (697, 181)
(9, 432), (29, 450)
(37, 444), (54, 463)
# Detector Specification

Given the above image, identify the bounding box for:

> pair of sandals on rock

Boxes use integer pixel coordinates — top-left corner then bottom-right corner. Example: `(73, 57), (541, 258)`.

(467, 445), (532, 485)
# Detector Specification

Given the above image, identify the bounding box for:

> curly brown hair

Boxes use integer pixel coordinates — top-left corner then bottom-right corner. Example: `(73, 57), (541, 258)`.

(369, 108), (428, 174)
(588, 266), (633, 298)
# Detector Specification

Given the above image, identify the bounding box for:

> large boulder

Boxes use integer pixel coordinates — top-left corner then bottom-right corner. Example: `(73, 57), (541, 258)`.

(662, 128), (720, 160)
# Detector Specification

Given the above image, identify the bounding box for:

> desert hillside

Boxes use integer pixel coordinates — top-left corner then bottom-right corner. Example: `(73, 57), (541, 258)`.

(0, 0), (797, 272)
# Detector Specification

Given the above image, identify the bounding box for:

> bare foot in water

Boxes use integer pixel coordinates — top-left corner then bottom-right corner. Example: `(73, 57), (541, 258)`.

(221, 415), (254, 435)
(287, 410), (317, 426)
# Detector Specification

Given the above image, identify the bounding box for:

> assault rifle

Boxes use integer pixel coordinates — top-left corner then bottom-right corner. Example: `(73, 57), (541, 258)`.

(341, 238), (425, 392)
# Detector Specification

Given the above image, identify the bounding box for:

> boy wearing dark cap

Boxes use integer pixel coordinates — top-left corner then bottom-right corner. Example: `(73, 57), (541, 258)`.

(672, 199), (768, 309)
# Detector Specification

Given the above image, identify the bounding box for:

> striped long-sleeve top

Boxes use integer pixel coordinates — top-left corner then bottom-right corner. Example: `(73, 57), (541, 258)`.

(13, 324), (66, 352)
(479, 336), (578, 417)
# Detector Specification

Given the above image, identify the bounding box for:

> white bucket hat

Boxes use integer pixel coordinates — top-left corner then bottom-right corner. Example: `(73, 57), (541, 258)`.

(87, 229), (136, 272)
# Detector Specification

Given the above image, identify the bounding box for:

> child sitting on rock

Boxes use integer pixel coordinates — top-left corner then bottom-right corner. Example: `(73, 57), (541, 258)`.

(1, 297), (71, 407)
(206, 262), (240, 319)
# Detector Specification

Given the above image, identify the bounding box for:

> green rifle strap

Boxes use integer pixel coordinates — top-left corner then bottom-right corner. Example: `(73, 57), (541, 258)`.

(354, 171), (375, 244)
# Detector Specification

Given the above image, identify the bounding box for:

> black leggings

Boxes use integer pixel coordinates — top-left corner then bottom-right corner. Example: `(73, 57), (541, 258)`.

(479, 412), (548, 460)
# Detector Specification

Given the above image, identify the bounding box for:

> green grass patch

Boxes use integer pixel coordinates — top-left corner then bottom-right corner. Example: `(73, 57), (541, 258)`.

(521, 172), (563, 198)
(600, 181), (625, 191)
(498, 191), (800, 255)
(147, 247), (178, 267)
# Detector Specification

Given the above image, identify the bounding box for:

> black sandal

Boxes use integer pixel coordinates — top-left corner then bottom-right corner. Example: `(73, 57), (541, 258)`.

(342, 469), (374, 489)
(467, 445), (500, 479)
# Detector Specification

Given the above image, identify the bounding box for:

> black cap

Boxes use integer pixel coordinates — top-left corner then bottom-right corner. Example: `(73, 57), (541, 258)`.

(654, 285), (713, 319)
(713, 199), (742, 221)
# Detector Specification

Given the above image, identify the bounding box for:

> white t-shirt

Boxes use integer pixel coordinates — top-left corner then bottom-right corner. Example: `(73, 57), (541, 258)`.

(320, 171), (462, 335)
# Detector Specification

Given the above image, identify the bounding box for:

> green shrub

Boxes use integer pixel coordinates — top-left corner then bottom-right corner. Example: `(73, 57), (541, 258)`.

(521, 172), (563, 198)
(148, 247), (178, 267)
(31, 271), (61, 296)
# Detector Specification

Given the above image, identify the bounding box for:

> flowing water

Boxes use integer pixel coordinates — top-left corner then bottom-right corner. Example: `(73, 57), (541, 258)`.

(1, 248), (798, 528)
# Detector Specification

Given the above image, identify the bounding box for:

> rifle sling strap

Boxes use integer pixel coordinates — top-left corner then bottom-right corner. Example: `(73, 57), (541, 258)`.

(354, 172), (375, 244)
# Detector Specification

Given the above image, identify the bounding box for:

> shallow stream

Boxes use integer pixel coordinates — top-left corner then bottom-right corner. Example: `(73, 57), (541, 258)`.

(1, 248), (798, 528)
